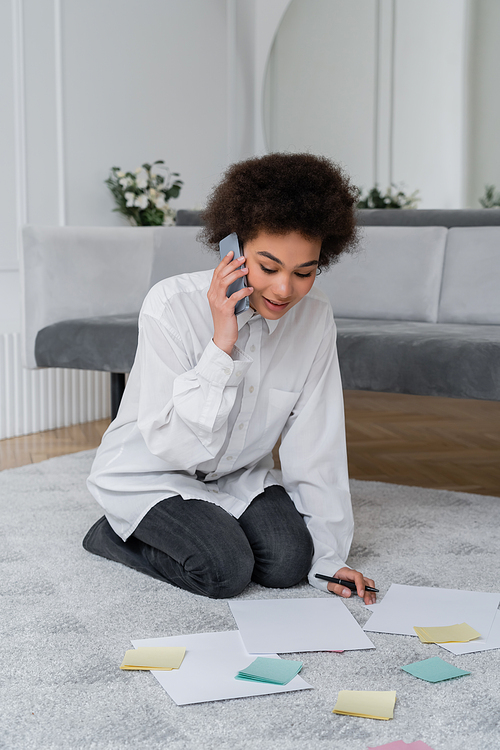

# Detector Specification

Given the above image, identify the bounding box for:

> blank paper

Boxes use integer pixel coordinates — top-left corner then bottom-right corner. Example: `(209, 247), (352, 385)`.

(229, 597), (375, 654)
(131, 631), (313, 705)
(363, 584), (499, 638)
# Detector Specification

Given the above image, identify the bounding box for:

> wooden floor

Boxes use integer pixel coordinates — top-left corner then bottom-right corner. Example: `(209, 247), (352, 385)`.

(343, 391), (500, 497)
(1, 391), (499, 497)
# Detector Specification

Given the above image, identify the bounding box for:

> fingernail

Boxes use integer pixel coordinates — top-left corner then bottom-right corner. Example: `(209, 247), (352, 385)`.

(342, 588), (350, 596)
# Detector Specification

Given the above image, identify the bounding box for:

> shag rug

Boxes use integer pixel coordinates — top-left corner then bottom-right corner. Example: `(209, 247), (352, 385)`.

(1, 450), (499, 750)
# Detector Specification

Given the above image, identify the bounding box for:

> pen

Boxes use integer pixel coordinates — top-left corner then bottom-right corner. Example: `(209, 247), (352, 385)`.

(315, 573), (379, 593)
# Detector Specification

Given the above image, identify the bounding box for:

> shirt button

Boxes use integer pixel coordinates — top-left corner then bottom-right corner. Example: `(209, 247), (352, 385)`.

(226, 456), (233, 461)
(223, 368), (230, 376)
(250, 345), (256, 352)
(249, 386), (254, 393)
(236, 371), (242, 378)
(239, 423), (244, 430)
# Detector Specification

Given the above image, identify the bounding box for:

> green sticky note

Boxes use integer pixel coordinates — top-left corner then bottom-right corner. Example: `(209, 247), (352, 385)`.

(401, 656), (470, 683)
(235, 656), (302, 685)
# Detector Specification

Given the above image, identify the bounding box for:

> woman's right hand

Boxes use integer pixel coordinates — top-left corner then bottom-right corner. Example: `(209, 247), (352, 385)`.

(207, 251), (253, 355)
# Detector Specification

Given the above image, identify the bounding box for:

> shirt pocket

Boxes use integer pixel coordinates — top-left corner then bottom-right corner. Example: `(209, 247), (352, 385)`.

(262, 388), (301, 452)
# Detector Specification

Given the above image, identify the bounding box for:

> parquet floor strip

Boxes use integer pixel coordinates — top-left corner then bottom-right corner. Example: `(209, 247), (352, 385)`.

(1, 392), (499, 498)
(344, 391), (500, 497)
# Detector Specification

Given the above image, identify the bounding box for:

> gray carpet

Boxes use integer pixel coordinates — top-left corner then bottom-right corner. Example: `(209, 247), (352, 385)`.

(1, 450), (499, 750)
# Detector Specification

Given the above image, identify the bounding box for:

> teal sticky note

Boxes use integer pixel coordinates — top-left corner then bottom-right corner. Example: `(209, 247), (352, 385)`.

(235, 657), (302, 685)
(401, 656), (470, 683)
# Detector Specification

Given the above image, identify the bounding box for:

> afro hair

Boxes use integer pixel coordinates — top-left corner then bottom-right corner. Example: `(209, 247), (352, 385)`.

(199, 152), (359, 270)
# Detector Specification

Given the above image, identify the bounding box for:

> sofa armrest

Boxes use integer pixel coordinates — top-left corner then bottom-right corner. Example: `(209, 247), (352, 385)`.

(20, 226), (155, 368)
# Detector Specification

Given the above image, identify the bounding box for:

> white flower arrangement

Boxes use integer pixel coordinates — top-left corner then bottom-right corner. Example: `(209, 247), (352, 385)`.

(105, 161), (183, 226)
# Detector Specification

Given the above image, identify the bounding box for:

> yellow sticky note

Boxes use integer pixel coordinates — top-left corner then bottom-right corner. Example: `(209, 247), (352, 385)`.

(413, 623), (480, 644)
(332, 690), (396, 720)
(120, 647), (186, 671)
(414, 626), (433, 643)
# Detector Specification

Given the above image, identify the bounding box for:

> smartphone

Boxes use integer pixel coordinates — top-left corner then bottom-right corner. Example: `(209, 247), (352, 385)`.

(219, 232), (250, 315)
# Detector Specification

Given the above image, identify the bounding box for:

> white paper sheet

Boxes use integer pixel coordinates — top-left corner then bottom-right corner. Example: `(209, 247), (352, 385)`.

(228, 597), (375, 654)
(439, 608), (500, 655)
(131, 631), (313, 705)
(363, 584), (500, 639)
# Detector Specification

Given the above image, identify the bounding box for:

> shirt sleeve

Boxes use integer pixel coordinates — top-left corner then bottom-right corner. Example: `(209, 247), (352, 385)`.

(278, 314), (354, 592)
(136, 311), (251, 470)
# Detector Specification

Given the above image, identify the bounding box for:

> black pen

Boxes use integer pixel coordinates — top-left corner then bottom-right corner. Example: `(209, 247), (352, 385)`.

(315, 573), (379, 593)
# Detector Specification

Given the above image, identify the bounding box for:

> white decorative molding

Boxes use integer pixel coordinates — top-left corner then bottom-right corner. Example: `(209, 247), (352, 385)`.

(54, 0), (66, 226)
(253, 0), (292, 155)
(375, 0), (396, 189)
(460, 0), (472, 209)
(11, 0), (28, 231)
(226, 0), (238, 164)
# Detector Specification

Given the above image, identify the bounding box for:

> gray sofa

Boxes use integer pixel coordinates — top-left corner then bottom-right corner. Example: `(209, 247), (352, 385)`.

(22, 209), (500, 418)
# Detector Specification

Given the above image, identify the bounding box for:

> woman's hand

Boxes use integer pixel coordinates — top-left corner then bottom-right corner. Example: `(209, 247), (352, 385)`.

(326, 566), (377, 605)
(207, 251), (253, 356)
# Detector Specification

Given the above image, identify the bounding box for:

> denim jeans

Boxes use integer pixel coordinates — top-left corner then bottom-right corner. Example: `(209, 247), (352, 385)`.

(83, 485), (314, 599)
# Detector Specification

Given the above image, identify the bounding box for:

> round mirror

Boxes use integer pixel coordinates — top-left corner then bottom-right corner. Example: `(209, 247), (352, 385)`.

(263, 0), (497, 209)
(264, 0), (377, 189)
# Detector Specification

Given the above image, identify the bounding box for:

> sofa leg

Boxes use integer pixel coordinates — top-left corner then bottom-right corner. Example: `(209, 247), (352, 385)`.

(110, 373), (126, 420)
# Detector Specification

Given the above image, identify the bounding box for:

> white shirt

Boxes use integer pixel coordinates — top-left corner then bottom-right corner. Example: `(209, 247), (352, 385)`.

(87, 269), (354, 591)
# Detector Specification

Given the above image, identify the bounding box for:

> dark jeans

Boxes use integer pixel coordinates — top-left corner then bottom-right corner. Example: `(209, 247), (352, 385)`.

(83, 485), (314, 599)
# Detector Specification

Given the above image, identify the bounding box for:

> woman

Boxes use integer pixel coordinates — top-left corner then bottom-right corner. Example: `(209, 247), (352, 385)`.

(84, 153), (376, 603)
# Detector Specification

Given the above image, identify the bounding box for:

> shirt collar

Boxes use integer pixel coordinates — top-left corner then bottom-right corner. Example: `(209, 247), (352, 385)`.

(237, 307), (280, 334)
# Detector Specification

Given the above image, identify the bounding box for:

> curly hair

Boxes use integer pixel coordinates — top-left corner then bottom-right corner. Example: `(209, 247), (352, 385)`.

(199, 153), (359, 270)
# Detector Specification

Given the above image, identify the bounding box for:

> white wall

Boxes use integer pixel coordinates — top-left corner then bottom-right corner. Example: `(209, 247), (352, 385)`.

(2, 0), (230, 337)
(3, 0), (498, 343)
(264, 0), (469, 209)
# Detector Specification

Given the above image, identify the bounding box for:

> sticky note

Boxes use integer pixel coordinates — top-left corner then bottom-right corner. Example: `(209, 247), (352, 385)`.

(413, 622), (480, 643)
(235, 656), (302, 685)
(120, 646), (186, 671)
(332, 690), (396, 720)
(401, 656), (470, 683)
(368, 741), (435, 750)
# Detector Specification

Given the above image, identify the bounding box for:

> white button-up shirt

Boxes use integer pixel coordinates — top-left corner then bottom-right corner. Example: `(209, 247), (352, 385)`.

(87, 269), (354, 591)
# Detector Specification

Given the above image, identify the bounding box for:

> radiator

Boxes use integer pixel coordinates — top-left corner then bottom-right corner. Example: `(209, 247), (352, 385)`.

(0, 332), (111, 439)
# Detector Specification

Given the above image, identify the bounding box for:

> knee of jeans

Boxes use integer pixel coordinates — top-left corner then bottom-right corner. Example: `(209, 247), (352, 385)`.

(189, 547), (254, 599)
(253, 537), (314, 589)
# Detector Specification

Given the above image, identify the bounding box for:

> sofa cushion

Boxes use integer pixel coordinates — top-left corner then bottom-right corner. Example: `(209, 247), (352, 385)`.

(35, 314), (139, 373)
(336, 318), (500, 401)
(317, 226), (447, 323)
(438, 227), (500, 324)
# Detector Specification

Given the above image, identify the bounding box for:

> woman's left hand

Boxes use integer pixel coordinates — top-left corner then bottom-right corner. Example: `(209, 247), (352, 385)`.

(326, 566), (377, 605)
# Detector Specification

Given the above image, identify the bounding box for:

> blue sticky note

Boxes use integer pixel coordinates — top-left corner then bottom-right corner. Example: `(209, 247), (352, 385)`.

(401, 656), (470, 683)
(235, 656), (302, 685)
